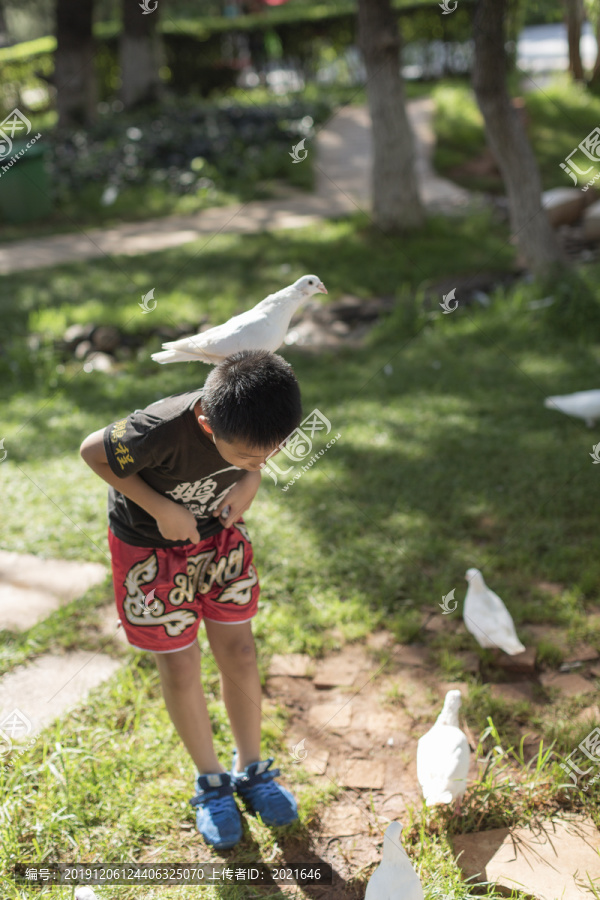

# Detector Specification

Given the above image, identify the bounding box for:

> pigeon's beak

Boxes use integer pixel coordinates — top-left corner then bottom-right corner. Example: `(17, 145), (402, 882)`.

(317, 282), (327, 294)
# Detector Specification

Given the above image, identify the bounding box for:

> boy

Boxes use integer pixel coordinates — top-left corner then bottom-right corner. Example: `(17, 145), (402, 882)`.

(80, 350), (300, 850)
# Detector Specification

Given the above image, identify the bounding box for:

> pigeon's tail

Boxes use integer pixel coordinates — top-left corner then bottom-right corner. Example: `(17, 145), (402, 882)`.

(425, 789), (454, 806)
(151, 349), (213, 365)
(501, 638), (526, 656)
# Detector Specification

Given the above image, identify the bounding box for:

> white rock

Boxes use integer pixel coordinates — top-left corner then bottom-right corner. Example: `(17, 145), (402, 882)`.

(542, 187), (585, 227)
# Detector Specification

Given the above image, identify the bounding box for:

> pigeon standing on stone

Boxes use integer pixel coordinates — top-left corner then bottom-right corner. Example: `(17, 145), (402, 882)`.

(365, 822), (424, 900)
(463, 568), (525, 655)
(544, 390), (600, 427)
(151, 274), (327, 365)
(416, 689), (470, 807)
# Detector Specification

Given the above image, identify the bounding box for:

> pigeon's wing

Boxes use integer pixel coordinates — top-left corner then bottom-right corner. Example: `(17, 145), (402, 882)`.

(486, 589), (525, 651)
(463, 589), (497, 648)
(418, 728), (469, 804)
(365, 863), (423, 900)
(547, 391), (600, 418)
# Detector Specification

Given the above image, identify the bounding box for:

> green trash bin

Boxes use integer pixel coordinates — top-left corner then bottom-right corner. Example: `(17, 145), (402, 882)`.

(0, 138), (52, 223)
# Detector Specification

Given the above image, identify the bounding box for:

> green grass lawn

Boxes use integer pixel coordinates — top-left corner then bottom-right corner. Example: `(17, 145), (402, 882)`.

(433, 74), (600, 193)
(1, 215), (600, 898)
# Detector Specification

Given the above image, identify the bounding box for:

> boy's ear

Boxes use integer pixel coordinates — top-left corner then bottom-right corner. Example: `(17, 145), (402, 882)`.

(197, 415), (213, 435)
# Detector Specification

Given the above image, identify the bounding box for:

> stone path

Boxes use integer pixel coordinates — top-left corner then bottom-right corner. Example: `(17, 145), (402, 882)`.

(0, 100), (474, 276)
(0, 549), (106, 631)
(1, 547), (599, 894)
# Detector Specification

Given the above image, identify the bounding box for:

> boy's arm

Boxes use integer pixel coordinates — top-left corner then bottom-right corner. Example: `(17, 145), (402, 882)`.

(80, 429), (201, 543)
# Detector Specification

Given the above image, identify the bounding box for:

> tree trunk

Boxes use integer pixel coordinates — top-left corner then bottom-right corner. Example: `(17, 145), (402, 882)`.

(54, 0), (96, 127)
(472, 0), (565, 276)
(120, 0), (161, 110)
(357, 0), (425, 232)
(564, 0), (585, 80)
(589, 7), (600, 85)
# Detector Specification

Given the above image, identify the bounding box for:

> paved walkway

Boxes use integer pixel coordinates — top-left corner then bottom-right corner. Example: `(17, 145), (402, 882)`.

(0, 100), (473, 275)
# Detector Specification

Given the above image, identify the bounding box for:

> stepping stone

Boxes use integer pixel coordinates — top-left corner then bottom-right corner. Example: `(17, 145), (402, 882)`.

(335, 759), (385, 790)
(392, 645), (430, 667)
(423, 614), (453, 633)
(97, 604), (129, 647)
(452, 815), (600, 899)
(494, 646), (537, 675)
(362, 709), (399, 737)
(438, 681), (469, 698)
(0, 652), (122, 738)
(0, 551), (107, 631)
(565, 643), (599, 664)
(313, 657), (361, 688)
(302, 748), (329, 776)
(575, 706), (600, 726)
(320, 803), (370, 838)
(490, 682), (535, 703)
(590, 666), (600, 679)
(367, 631), (394, 651)
(540, 672), (595, 697)
(269, 653), (312, 678)
(308, 701), (352, 732)
(454, 651), (480, 674)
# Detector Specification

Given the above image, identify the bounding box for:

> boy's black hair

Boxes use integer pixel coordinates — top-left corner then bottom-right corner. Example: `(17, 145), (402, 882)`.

(201, 350), (302, 448)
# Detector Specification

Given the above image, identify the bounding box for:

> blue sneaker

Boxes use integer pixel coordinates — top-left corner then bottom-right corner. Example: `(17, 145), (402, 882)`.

(189, 772), (242, 850)
(230, 754), (298, 827)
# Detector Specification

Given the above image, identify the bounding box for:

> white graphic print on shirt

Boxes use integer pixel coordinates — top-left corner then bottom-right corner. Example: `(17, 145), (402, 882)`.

(164, 466), (239, 519)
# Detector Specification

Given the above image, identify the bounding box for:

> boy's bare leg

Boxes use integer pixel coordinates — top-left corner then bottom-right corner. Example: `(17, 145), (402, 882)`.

(204, 619), (262, 772)
(154, 641), (225, 775)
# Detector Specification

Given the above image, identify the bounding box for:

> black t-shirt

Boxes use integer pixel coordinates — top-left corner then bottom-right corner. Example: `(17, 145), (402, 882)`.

(103, 390), (245, 548)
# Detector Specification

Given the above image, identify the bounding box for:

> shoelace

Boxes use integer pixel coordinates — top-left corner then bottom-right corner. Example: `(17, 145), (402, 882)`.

(190, 787), (232, 809)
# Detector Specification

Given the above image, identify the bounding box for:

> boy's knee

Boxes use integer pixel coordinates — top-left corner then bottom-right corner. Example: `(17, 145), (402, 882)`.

(215, 636), (257, 668)
(155, 643), (199, 684)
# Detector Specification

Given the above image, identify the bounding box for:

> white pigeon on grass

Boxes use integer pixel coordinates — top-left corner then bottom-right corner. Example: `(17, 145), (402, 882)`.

(75, 888), (99, 900)
(463, 567), (525, 656)
(365, 822), (424, 900)
(151, 274), (327, 365)
(544, 390), (600, 427)
(417, 689), (470, 807)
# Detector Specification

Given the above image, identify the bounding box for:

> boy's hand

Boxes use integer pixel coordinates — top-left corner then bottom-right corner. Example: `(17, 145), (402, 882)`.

(156, 501), (200, 543)
(213, 470), (261, 529)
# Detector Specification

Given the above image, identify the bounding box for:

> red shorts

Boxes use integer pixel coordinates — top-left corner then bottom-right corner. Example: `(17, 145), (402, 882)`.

(108, 520), (260, 653)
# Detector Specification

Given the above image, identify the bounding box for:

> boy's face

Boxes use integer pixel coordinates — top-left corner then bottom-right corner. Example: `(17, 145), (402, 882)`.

(196, 409), (277, 471)
(212, 434), (276, 472)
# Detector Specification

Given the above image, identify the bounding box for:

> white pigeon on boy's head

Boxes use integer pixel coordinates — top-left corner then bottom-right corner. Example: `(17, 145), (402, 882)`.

(463, 567), (525, 656)
(151, 274), (327, 365)
(365, 821), (424, 900)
